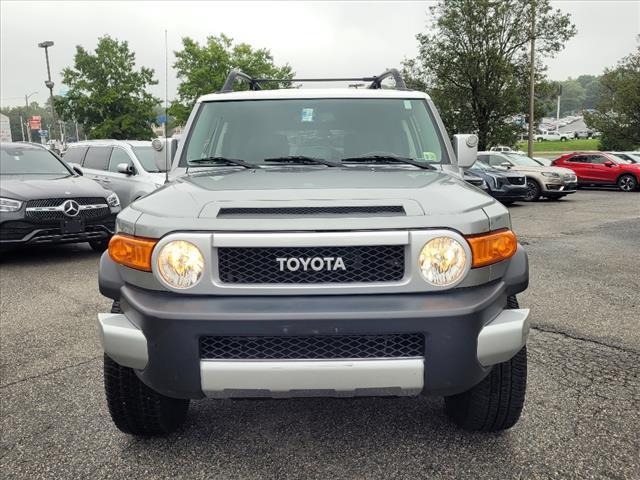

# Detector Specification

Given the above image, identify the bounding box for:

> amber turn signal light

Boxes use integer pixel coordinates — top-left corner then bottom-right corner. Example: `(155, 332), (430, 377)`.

(108, 234), (157, 272)
(466, 229), (517, 268)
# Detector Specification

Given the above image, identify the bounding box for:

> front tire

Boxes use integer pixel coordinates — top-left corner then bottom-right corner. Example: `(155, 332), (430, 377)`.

(103, 301), (189, 436)
(524, 179), (541, 201)
(617, 174), (637, 192)
(444, 295), (527, 432)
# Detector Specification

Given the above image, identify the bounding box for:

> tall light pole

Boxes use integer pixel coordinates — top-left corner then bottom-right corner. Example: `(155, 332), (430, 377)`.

(38, 40), (59, 141)
(24, 91), (38, 142)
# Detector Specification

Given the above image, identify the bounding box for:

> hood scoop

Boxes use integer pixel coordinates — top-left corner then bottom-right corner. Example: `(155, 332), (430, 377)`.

(217, 205), (406, 218)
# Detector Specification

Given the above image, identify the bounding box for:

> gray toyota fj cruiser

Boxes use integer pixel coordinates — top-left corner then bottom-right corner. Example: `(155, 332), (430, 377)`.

(98, 69), (530, 436)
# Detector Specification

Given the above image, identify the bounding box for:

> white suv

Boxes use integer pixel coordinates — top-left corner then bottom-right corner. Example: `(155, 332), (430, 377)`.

(63, 140), (168, 207)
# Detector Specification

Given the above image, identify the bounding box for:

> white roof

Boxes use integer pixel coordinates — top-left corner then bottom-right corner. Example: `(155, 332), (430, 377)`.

(198, 88), (430, 103)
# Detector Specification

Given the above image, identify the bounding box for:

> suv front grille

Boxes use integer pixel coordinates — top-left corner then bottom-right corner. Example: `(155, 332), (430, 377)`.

(200, 334), (424, 360)
(25, 197), (109, 222)
(218, 245), (405, 284)
(507, 176), (525, 185)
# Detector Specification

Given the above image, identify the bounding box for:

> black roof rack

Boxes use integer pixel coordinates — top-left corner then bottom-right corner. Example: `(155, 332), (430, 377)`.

(219, 68), (408, 93)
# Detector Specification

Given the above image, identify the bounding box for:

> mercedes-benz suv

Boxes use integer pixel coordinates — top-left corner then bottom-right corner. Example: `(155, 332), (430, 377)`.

(1, 142), (120, 251)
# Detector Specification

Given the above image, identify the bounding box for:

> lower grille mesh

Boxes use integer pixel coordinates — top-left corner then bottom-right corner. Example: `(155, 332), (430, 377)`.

(200, 334), (424, 360)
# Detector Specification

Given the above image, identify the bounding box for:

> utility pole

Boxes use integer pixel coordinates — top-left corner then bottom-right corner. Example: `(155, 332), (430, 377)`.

(19, 115), (25, 141)
(527, 0), (536, 158)
(38, 40), (59, 141)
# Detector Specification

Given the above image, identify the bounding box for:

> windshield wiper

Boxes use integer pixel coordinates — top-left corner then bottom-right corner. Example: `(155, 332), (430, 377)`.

(341, 155), (436, 170)
(188, 156), (259, 170)
(264, 156), (341, 167)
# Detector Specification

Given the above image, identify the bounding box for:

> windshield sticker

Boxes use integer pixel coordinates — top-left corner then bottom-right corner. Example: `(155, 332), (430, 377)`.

(404, 100), (412, 110)
(301, 108), (314, 122)
(423, 151), (437, 162)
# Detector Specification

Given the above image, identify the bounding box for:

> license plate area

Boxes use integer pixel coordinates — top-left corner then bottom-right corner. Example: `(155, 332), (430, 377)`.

(60, 219), (84, 234)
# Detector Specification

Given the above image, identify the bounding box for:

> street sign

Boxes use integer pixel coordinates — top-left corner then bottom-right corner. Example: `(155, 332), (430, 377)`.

(38, 129), (48, 138)
(29, 116), (42, 130)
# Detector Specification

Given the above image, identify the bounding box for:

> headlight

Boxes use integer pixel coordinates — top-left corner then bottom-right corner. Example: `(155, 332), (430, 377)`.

(157, 240), (204, 289)
(541, 172), (560, 178)
(0, 197), (23, 212)
(107, 192), (120, 208)
(418, 237), (467, 286)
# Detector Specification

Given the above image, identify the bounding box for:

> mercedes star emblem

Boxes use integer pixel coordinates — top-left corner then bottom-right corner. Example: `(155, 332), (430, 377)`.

(62, 200), (80, 217)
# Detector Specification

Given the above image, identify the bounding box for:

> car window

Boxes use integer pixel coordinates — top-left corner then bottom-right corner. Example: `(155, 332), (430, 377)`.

(63, 146), (88, 164)
(84, 146), (113, 170)
(108, 148), (133, 173)
(568, 155), (589, 163)
(589, 155), (609, 165)
(181, 98), (449, 166)
(489, 154), (507, 166)
(504, 153), (542, 167)
(132, 146), (162, 172)
(1, 145), (71, 175)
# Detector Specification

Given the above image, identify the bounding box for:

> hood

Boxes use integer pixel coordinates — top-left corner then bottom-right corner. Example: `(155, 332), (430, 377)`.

(0, 174), (111, 200)
(131, 167), (495, 219)
(470, 167), (523, 178)
(499, 165), (571, 175)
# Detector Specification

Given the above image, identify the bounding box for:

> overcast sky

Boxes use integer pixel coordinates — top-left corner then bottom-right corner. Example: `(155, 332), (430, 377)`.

(1, 1), (638, 108)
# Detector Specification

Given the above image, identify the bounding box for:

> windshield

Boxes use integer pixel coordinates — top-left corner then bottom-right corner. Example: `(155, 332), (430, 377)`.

(1, 145), (71, 176)
(470, 161), (494, 171)
(505, 153), (544, 167)
(132, 146), (163, 172)
(181, 99), (448, 167)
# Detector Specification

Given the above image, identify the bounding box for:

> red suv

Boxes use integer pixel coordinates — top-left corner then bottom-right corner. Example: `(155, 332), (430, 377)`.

(553, 152), (640, 192)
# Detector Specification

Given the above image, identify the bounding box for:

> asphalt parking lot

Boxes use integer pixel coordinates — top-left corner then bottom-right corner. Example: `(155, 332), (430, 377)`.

(1, 189), (639, 480)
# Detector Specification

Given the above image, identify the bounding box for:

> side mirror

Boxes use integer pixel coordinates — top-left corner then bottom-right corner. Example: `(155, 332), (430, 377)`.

(68, 162), (83, 176)
(453, 134), (478, 169)
(604, 160), (614, 167)
(117, 163), (134, 175)
(501, 162), (512, 168)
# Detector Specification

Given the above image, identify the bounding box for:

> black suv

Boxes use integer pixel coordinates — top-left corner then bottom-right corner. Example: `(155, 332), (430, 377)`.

(0, 142), (120, 251)
(468, 162), (528, 205)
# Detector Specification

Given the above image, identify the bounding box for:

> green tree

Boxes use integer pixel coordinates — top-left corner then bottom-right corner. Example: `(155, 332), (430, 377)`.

(586, 47), (640, 150)
(402, 0), (576, 149)
(559, 79), (586, 116)
(169, 34), (294, 124)
(55, 36), (159, 140)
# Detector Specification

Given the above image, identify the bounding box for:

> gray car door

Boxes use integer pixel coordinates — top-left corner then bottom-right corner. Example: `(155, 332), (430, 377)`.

(104, 147), (138, 207)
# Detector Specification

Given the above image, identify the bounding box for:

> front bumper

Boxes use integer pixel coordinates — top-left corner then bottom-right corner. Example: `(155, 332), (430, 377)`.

(490, 184), (529, 201)
(543, 181), (577, 194)
(98, 246), (529, 400)
(0, 215), (116, 245)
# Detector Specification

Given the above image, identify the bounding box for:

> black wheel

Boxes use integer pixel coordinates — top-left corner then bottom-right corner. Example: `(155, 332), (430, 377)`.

(89, 238), (110, 252)
(617, 174), (637, 192)
(524, 179), (541, 201)
(103, 301), (189, 436)
(444, 295), (527, 432)
(560, 137), (567, 142)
